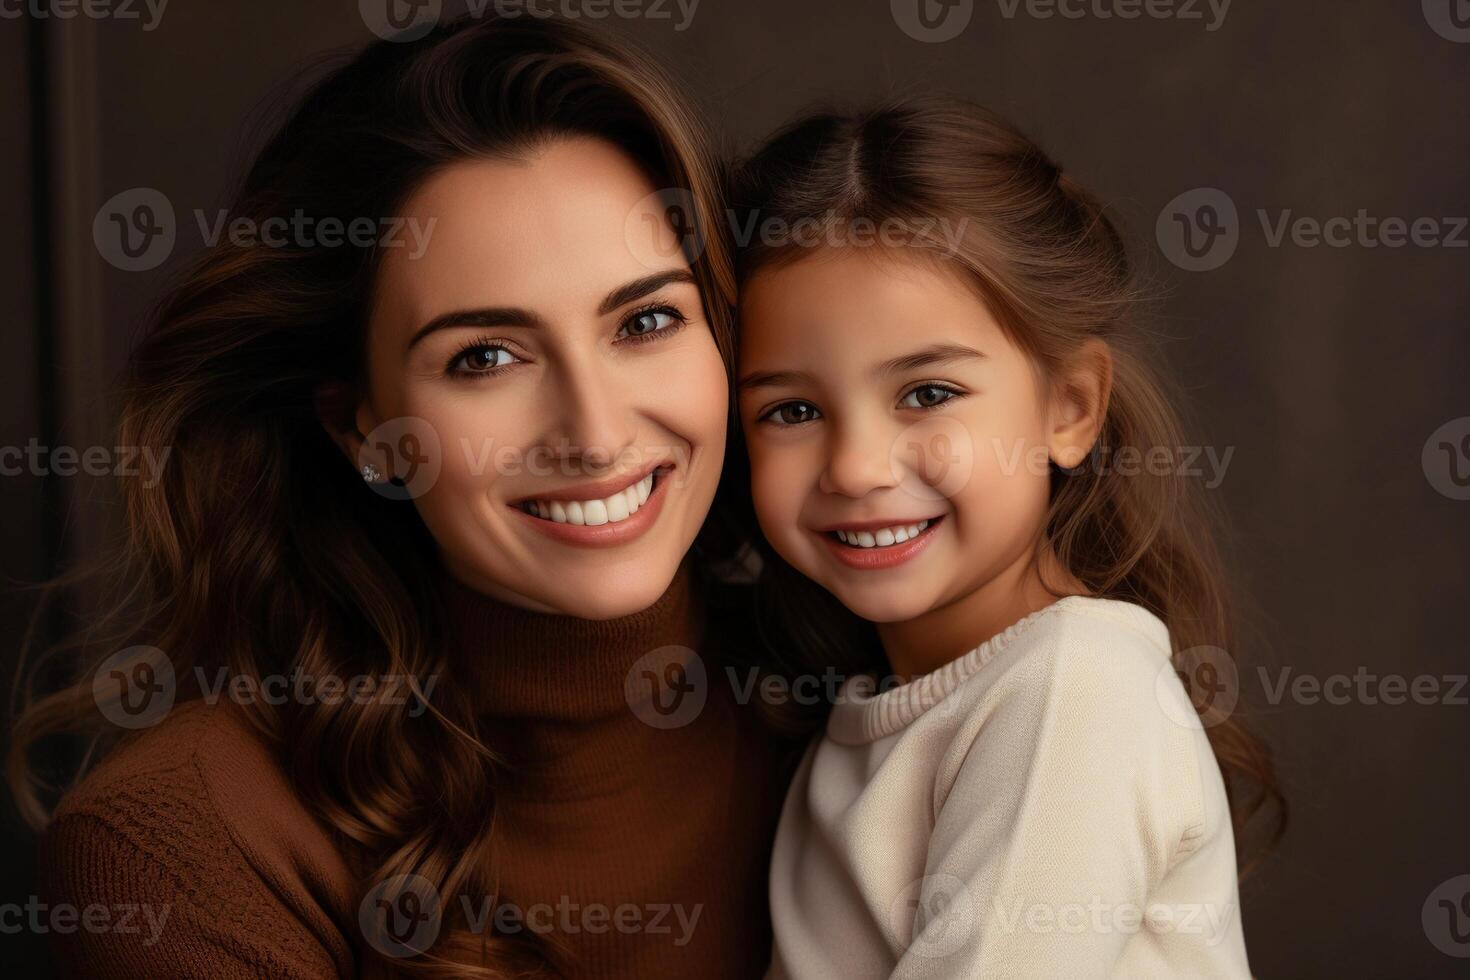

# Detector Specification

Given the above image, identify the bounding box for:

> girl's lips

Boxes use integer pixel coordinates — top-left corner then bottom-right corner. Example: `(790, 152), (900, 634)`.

(818, 515), (943, 570)
(509, 465), (672, 548)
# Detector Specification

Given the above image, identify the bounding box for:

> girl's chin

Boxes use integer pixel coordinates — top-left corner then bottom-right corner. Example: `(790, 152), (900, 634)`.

(824, 583), (937, 626)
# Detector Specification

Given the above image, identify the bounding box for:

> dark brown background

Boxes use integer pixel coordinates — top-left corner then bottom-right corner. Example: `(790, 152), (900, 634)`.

(3, 1), (1467, 975)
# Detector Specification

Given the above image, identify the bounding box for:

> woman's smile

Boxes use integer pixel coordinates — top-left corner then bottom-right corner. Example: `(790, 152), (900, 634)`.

(508, 461), (677, 547)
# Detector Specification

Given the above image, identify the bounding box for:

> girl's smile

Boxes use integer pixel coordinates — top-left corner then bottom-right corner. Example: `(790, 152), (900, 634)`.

(813, 514), (946, 570)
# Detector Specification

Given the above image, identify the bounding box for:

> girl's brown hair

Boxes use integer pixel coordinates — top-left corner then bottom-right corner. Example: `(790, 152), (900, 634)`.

(728, 97), (1285, 872)
(9, 13), (735, 977)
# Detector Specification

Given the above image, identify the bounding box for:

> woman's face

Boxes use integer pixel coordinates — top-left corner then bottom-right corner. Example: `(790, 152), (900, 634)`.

(356, 137), (729, 619)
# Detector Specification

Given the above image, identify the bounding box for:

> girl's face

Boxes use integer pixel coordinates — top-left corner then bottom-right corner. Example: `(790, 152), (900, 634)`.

(348, 137), (729, 619)
(738, 247), (1096, 625)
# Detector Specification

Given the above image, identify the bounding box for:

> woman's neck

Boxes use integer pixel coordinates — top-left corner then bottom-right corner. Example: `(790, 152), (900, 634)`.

(442, 556), (702, 724)
(877, 545), (1083, 682)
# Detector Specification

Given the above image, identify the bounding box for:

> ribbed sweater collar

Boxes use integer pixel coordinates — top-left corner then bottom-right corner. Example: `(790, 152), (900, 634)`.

(441, 557), (704, 728)
(826, 596), (1083, 745)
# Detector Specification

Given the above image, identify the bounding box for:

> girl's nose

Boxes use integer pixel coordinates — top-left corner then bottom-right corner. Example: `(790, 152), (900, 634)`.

(817, 418), (900, 498)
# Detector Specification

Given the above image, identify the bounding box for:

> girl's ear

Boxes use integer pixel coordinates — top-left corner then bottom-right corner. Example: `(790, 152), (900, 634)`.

(315, 382), (389, 479)
(1046, 338), (1113, 470)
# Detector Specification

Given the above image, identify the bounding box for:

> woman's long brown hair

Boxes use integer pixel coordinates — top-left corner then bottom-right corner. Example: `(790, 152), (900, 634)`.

(8, 13), (736, 977)
(727, 98), (1286, 875)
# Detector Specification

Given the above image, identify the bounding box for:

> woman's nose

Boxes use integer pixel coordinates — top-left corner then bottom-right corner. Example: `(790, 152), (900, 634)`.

(543, 355), (639, 472)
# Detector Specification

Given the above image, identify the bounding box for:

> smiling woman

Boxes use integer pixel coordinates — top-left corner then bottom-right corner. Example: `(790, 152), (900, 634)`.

(334, 138), (730, 619)
(9, 12), (784, 980)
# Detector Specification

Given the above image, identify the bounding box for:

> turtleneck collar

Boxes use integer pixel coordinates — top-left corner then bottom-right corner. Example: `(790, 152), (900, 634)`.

(441, 557), (705, 727)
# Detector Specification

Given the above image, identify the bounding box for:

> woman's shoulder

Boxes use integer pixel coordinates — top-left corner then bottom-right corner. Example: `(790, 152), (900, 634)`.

(43, 699), (355, 977)
(51, 698), (326, 844)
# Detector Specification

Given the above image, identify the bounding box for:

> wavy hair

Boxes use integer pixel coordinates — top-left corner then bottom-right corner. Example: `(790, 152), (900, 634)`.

(9, 13), (736, 977)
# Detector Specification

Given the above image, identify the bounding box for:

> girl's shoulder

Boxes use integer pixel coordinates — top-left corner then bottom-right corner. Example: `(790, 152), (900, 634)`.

(970, 594), (1178, 701)
(825, 595), (1192, 750)
(961, 595), (1199, 745)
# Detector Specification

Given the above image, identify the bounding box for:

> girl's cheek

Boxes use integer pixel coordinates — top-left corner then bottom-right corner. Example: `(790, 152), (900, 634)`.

(948, 414), (1055, 554)
(750, 445), (807, 546)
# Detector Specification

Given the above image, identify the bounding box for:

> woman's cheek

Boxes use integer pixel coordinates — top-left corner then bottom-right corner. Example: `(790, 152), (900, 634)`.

(650, 339), (729, 487)
(405, 393), (525, 513)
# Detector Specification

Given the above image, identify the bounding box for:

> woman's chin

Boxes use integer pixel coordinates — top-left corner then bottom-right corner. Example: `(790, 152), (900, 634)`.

(535, 570), (679, 622)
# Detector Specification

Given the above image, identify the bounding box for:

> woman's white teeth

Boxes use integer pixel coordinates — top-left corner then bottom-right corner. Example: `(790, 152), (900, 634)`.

(835, 520), (930, 548)
(522, 472), (655, 526)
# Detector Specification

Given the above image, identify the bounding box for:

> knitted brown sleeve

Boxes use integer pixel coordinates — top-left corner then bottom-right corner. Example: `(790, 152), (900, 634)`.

(39, 756), (346, 979)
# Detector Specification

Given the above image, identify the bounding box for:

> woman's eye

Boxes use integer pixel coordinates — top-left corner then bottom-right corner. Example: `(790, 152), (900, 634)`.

(899, 384), (959, 409)
(450, 345), (519, 374)
(761, 401), (821, 426)
(618, 308), (683, 340)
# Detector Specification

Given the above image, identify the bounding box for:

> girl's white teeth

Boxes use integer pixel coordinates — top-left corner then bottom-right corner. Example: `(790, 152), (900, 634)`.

(834, 520), (930, 548)
(522, 472), (655, 526)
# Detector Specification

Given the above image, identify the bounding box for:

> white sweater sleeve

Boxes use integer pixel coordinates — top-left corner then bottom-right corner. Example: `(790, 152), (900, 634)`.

(890, 621), (1216, 980)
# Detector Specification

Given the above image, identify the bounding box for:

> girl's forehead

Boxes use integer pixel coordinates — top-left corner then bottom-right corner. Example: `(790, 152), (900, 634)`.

(737, 248), (1006, 363)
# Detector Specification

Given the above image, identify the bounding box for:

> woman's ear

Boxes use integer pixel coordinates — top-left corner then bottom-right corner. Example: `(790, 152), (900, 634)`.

(315, 382), (388, 481)
(1046, 338), (1113, 470)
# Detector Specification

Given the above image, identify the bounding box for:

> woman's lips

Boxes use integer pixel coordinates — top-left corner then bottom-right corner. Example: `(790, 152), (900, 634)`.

(509, 464), (673, 548)
(817, 515), (944, 570)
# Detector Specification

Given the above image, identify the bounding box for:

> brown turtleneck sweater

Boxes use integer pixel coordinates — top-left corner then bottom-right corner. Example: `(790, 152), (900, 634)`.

(40, 561), (787, 978)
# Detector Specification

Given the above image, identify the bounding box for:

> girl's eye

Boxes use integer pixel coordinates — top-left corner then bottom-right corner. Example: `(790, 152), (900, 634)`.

(760, 401), (822, 426)
(449, 344), (519, 375)
(618, 307), (685, 341)
(899, 384), (961, 410)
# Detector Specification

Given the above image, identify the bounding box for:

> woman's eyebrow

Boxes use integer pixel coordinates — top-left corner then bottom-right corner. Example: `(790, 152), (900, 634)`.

(406, 306), (542, 350)
(597, 268), (697, 315)
(738, 343), (985, 392)
(404, 269), (697, 351)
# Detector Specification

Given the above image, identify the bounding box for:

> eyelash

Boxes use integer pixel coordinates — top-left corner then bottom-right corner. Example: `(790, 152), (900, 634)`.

(444, 302), (689, 378)
(756, 382), (966, 426)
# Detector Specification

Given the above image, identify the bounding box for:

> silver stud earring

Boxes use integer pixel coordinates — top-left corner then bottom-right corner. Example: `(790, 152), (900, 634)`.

(361, 463), (383, 484)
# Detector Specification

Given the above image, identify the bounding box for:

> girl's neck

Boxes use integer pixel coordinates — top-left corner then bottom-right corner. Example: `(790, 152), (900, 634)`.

(877, 545), (1084, 682)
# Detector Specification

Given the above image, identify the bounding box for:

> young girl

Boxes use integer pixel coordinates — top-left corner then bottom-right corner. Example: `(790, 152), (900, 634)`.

(732, 99), (1281, 978)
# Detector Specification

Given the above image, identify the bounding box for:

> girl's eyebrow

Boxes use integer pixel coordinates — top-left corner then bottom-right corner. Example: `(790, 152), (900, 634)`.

(737, 368), (816, 392)
(737, 343), (985, 393)
(876, 342), (986, 376)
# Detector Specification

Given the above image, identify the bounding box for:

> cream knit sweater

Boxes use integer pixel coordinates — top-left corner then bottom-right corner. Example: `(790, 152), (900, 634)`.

(767, 596), (1250, 979)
